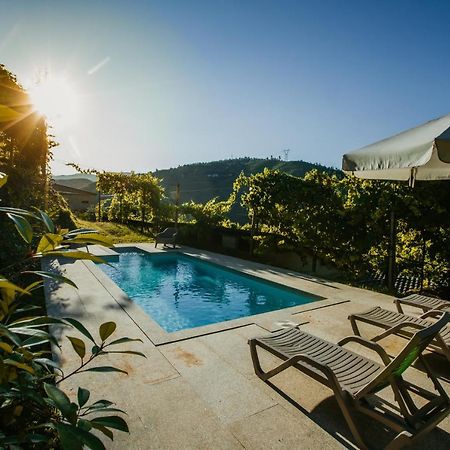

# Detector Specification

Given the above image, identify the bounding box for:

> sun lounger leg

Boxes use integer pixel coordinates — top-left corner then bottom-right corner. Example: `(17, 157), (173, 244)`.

(348, 315), (361, 336)
(394, 299), (404, 314)
(334, 392), (368, 450)
(249, 340), (302, 382)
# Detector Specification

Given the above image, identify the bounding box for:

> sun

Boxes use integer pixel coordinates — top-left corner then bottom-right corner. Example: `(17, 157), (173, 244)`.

(28, 74), (79, 130)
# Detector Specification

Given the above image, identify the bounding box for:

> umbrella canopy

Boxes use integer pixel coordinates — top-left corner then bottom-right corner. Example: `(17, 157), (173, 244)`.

(342, 114), (450, 184)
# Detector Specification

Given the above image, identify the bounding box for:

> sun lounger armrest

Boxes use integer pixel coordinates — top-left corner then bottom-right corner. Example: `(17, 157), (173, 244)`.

(338, 336), (391, 365)
(292, 353), (340, 386)
(379, 321), (427, 339)
(420, 310), (446, 320)
(432, 304), (450, 311)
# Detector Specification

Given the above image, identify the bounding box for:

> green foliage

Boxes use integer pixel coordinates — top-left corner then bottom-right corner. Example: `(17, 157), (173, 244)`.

(233, 168), (345, 270)
(0, 65), (52, 267)
(0, 180), (144, 448)
(67, 165), (164, 224)
(232, 168), (450, 291)
(180, 198), (232, 227)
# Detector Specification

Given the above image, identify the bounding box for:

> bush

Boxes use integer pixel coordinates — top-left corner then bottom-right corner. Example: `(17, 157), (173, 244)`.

(0, 174), (144, 448)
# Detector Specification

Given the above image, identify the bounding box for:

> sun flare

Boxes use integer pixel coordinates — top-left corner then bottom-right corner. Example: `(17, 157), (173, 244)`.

(28, 74), (79, 129)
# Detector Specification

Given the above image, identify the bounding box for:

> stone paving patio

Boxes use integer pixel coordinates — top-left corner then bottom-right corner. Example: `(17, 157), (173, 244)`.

(45, 245), (450, 449)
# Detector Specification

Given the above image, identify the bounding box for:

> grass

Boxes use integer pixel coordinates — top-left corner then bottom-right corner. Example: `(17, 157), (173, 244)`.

(75, 218), (153, 244)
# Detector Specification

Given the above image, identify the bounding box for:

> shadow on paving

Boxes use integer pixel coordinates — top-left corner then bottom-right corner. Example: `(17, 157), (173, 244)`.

(265, 381), (450, 450)
(413, 354), (450, 383)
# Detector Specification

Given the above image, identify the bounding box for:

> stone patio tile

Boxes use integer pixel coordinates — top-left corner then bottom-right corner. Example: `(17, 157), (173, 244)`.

(228, 404), (342, 449)
(93, 377), (244, 449)
(160, 338), (277, 424)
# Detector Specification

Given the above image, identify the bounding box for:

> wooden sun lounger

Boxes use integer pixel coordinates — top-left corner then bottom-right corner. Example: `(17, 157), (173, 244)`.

(249, 313), (450, 450)
(395, 293), (450, 314)
(349, 306), (450, 363)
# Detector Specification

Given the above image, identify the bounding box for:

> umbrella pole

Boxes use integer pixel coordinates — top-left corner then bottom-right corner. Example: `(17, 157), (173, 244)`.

(387, 209), (396, 290)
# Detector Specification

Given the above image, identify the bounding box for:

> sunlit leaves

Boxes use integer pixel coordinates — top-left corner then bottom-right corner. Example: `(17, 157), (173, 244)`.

(99, 322), (116, 341)
(23, 271), (77, 289)
(0, 172), (7, 188)
(0, 197), (144, 449)
(81, 366), (128, 375)
(37, 233), (64, 253)
(0, 104), (21, 122)
(37, 210), (55, 233)
(42, 250), (106, 264)
(67, 336), (86, 359)
(63, 318), (96, 343)
(6, 213), (33, 243)
(63, 232), (113, 247)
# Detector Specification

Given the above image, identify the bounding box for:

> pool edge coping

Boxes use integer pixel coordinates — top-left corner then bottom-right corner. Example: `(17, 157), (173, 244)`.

(78, 245), (351, 345)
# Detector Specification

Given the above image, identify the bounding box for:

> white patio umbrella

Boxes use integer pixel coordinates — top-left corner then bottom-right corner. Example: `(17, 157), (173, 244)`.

(341, 114), (450, 289)
(342, 113), (450, 186)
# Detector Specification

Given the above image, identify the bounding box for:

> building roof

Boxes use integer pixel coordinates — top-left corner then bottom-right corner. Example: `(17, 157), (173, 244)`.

(53, 183), (97, 196)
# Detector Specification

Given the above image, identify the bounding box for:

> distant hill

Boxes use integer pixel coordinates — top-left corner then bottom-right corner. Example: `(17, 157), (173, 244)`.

(54, 158), (339, 221)
(154, 158), (339, 203)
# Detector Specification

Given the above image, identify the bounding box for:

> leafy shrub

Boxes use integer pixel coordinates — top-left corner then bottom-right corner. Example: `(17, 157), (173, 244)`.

(0, 172), (145, 449)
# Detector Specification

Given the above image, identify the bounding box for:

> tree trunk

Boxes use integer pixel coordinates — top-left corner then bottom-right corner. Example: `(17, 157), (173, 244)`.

(98, 191), (101, 222)
(419, 232), (426, 292)
(141, 189), (145, 232)
(312, 251), (317, 273)
(387, 209), (396, 290)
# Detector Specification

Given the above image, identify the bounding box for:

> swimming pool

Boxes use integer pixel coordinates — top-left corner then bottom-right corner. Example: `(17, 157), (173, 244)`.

(99, 252), (321, 332)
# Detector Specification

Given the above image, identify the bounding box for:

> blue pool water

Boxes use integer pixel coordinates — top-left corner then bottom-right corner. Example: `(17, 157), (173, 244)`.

(99, 252), (320, 332)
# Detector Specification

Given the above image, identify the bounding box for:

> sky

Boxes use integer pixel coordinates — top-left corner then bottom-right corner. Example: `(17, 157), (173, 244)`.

(2, 0), (450, 175)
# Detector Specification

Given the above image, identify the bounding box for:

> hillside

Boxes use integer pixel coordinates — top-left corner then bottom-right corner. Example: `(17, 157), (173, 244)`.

(54, 158), (339, 216)
(154, 158), (338, 203)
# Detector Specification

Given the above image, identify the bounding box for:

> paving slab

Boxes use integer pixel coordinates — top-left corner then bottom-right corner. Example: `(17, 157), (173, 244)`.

(160, 338), (277, 424)
(228, 404), (343, 450)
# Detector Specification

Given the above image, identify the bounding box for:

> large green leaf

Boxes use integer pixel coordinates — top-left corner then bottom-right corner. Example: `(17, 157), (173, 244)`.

(90, 423), (113, 441)
(85, 406), (126, 414)
(0, 206), (40, 220)
(64, 233), (113, 247)
(88, 399), (114, 409)
(34, 357), (61, 370)
(99, 322), (116, 341)
(63, 228), (99, 237)
(36, 233), (64, 253)
(81, 366), (127, 375)
(6, 213), (33, 244)
(44, 383), (76, 420)
(3, 359), (34, 374)
(6, 213), (33, 243)
(0, 277), (30, 295)
(0, 104), (21, 122)
(0, 342), (13, 353)
(107, 337), (143, 346)
(64, 318), (96, 343)
(77, 387), (90, 408)
(43, 250), (106, 264)
(67, 336), (86, 359)
(77, 419), (93, 431)
(106, 350), (146, 358)
(90, 415), (129, 432)
(23, 270), (77, 289)
(56, 422), (107, 450)
(0, 172), (7, 188)
(37, 209), (55, 233)
(11, 316), (66, 327)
